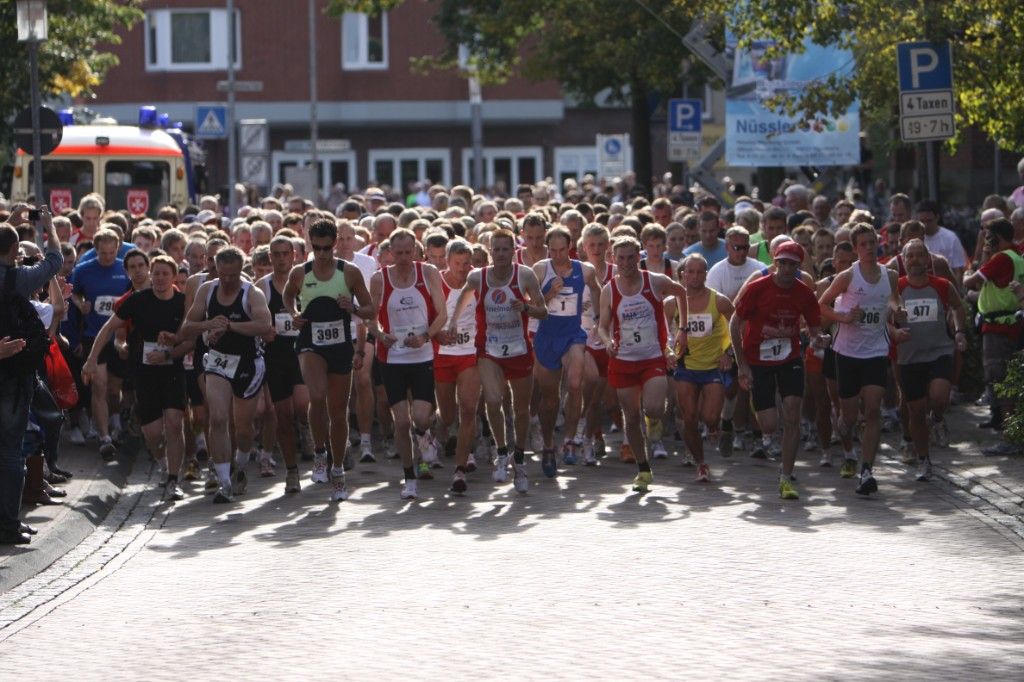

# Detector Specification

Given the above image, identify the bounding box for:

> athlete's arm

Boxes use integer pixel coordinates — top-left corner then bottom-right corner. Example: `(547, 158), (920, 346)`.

(81, 312), (127, 382)
(231, 285), (272, 337)
(183, 271), (205, 314)
(517, 267), (548, 320)
(344, 262), (377, 321)
(582, 262), (602, 321)
(597, 283), (616, 354)
(728, 307), (751, 391)
(818, 269), (859, 323)
(447, 269), (480, 336)
(651, 272), (688, 356)
(282, 264), (307, 326)
(421, 265), (449, 342)
(178, 281), (226, 340)
(368, 270), (394, 347)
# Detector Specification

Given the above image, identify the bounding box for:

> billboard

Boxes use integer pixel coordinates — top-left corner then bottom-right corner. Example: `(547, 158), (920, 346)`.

(725, 35), (860, 167)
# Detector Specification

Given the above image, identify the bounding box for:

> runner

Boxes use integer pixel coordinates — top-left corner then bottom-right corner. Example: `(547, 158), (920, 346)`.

(370, 228), (448, 500)
(256, 235), (308, 493)
(730, 241), (825, 500)
(448, 227), (547, 494)
(579, 224), (615, 465)
(673, 254), (734, 482)
(284, 218), (375, 501)
(83, 255), (191, 500)
(434, 239), (481, 494)
(532, 226), (602, 476)
(897, 239), (967, 481)
(597, 236), (689, 494)
(819, 224), (907, 495)
(178, 247), (272, 504)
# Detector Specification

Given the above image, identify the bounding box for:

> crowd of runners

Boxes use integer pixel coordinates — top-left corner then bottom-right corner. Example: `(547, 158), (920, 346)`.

(3, 171), (1023, 539)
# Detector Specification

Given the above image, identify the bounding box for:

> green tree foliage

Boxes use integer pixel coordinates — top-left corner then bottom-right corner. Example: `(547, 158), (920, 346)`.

(717, 0), (1024, 152)
(328, 0), (700, 191)
(0, 0), (143, 149)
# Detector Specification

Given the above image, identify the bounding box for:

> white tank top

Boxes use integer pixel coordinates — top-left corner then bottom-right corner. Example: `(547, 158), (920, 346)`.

(380, 264), (434, 364)
(833, 261), (891, 359)
(611, 271), (666, 362)
(583, 262), (614, 350)
(481, 265), (529, 359)
(439, 276), (476, 357)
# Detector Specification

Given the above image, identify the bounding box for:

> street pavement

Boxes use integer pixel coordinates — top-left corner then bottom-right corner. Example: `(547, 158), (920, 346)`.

(1, 404), (1023, 680)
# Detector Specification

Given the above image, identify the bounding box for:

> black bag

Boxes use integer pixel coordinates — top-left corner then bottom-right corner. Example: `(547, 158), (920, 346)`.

(0, 267), (49, 374)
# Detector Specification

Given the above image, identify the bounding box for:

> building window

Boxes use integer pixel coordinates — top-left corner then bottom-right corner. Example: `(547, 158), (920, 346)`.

(342, 12), (388, 70)
(461, 147), (543, 190)
(368, 149), (450, 191)
(145, 9), (240, 71)
(554, 147), (598, 186)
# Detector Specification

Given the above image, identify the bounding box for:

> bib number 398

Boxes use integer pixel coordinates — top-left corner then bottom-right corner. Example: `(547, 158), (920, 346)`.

(312, 320), (345, 346)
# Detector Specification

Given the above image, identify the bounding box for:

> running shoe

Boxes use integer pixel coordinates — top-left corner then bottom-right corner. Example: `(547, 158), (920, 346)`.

(681, 450), (696, 467)
(163, 479), (185, 501)
(330, 468), (349, 502)
(731, 432), (747, 453)
(259, 456), (275, 478)
(513, 463), (529, 494)
(493, 453), (510, 483)
(645, 416), (663, 443)
(582, 441), (598, 467)
(213, 485), (234, 504)
(767, 437), (782, 461)
(232, 468), (247, 496)
(855, 469), (878, 496)
(530, 423), (545, 454)
(66, 426), (85, 446)
(899, 441), (916, 465)
(839, 458), (857, 478)
(311, 451), (329, 483)
(632, 471), (653, 493)
(620, 443), (636, 463)
(541, 449), (558, 478)
(651, 440), (668, 460)
(804, 429), (819, 451)
(696, 463), (711, 482)
(204, 466), (220, 493)
(417, 461), (434, 480)
(750, 441), (768, 460)
(915, 457), (932, 482)
(343, 447), (355, 472)
(819, 450), (834, 468)
(285, 468), (301, 493)
(932, 418), (950, 448)
(718, 434), (733, 458)
(451, 470), (468, 494)
(474, 436), (492, 465)
(384, 437), (399, 459)
(400, 479), (418, 500)
(562, 441), (578, 466)
(418, 431), (440, 466)
(465, 453), (478, 473)
(99, 438), (117, 462)
(778, 478), (800, 500)
(359, 440), (376, 463)
(183, 459), (201, 481)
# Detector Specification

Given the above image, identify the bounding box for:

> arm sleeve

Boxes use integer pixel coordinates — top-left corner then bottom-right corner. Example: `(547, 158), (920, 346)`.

(979, 253), (1013, 287)
(14, 254), (63, 298)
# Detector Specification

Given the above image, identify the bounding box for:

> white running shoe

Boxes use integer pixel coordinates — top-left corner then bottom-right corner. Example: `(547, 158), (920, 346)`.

(530, 424), (544, 454)
(819, 449), (834, 467)
(400, 479), (418, 500)
(330, 468), (349, 501)
(582, 441), (598, 466)
(493, 453), (510, 483)
(418, 431), (439, 466)
(66, 426), (85, 445)
(359, 439), (375, 463)
(311, 451), (329, 484)
(513, 462), (529, 494)
(651, 440), (668, 460)
(681, 450), (696, 467)
(731, 432), (746, 453)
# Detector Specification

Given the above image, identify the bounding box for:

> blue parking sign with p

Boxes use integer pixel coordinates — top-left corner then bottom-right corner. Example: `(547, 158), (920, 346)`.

(669, 99), (702, 133)
(897, 42), (953, 91)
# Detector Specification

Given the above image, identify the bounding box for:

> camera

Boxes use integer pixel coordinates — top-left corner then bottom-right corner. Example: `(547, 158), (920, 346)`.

(28, 209), (40, 221)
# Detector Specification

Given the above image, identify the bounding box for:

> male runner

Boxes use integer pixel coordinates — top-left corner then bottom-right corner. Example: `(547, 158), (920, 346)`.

(579, 224), (616, 465)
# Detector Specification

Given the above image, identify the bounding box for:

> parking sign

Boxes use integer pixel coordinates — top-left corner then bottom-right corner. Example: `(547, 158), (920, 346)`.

(897, 41), (955, 142)
(668, 99), (703, 162)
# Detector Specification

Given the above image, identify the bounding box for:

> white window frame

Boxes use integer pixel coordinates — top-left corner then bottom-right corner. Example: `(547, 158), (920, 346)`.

(271, 151), (357, 198)
(341, 12), (389, 71)
(368, 149), (451, 189)
(461, 146), (543, 189)
(553, 146), (599, 184)
(145, 9), (241, 72)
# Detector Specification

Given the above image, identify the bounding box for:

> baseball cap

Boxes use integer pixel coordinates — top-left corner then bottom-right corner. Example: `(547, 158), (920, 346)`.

(195, 209), (218, 224)
(365, 188), (386, 202)
(774, 241), (805, 263)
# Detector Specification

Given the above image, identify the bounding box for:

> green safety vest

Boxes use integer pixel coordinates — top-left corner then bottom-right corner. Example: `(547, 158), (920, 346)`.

(978, 248), (1024, 325)
(755, 240), (772, 266)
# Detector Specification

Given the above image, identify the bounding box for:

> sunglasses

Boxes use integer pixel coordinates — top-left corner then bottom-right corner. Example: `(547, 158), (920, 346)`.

(311, 244), (335, 252)
(731, 244), (750, 251)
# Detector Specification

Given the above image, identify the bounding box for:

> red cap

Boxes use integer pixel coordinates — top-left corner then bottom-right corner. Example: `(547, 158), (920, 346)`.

(774, 241), (805, 263)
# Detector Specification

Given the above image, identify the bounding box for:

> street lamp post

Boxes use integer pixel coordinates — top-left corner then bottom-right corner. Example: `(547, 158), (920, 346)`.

(16, 0), (48, 211)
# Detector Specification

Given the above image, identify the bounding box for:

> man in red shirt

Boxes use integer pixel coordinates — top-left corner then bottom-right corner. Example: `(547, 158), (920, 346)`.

(730, 242), (826, 499)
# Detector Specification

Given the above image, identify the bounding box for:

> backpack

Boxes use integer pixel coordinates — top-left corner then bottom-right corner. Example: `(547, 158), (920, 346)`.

(0, 267), (50, 374)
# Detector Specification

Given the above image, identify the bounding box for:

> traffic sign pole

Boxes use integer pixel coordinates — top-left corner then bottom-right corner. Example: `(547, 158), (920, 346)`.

(227, 0), (237, 219)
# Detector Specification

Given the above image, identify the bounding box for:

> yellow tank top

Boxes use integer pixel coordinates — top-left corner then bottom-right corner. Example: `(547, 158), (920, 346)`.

(679, 288), (730, 371)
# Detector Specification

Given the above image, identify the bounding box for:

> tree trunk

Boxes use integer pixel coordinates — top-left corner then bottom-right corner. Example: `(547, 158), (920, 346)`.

(631, 81), (653, 199)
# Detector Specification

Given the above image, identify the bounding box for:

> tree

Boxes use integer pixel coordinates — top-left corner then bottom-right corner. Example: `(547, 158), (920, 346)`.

(717, 0), (1024, 153)
(0, 0), (143, 152)
(327, 0), (704, 193)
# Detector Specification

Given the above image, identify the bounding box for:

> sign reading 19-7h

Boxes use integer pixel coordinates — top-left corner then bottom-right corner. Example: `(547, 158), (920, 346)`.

(897, 41), (955, 143)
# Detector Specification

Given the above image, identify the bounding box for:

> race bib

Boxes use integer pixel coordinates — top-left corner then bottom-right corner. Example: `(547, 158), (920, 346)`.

(759, 337), (792, 362)
(394, 324), (427, 348)
(857, 307), (884, 326)
(905, 298), (938, 323)
(621, 321), (657, 352)
(275, 313), (299, 337)
(94, 295), (116, 317)
(142, 341), (172, 366)
(204, 349), (240, 378)
(312, 320), (346, 346)
(547, 287), (578, 317)
(686, 313), (713, 338)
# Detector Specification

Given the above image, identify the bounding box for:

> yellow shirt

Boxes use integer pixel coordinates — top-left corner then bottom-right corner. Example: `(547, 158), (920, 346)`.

(679, 288), (730, 371)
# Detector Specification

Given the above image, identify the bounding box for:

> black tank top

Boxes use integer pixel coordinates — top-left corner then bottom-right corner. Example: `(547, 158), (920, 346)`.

(264, 277), (295, 357)
(207, 281), (261, 358)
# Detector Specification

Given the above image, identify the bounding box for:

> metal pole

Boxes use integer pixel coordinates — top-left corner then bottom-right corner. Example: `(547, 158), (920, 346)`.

(469, 76), (483, 190)
(309, 0), (319, 204)
(29, 39), (44, 247)
(925, 141), (938, 200)
(226, 0), (238, 218)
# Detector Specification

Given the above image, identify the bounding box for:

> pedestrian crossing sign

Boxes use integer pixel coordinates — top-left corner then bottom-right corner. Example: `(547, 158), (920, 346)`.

(195, 105), (227, 139)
